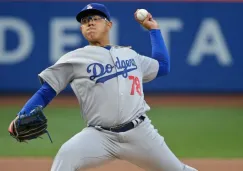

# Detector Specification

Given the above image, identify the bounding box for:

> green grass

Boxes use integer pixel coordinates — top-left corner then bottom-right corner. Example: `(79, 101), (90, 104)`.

(149, 107), (243, 158)
(0, 106), (243, 158)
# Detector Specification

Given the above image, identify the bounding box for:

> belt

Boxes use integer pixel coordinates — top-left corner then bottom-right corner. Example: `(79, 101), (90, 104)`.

(90, 115), (146, 133)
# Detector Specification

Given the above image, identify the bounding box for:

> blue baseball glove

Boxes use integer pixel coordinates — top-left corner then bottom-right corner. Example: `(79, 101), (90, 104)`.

(8, 106), (52, 143)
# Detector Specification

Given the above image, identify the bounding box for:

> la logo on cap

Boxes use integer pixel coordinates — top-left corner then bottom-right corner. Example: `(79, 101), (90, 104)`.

(86, 5), (92, 9)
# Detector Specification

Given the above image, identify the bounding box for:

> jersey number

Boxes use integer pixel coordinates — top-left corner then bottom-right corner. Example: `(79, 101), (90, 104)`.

(129, 76), (142, 96)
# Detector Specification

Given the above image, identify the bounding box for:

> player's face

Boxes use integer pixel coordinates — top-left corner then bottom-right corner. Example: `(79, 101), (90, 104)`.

(80, 15), (112, 44)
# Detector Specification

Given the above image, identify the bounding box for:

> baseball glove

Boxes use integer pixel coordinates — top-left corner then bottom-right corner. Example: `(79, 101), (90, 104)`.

(8, 106), (52, 143)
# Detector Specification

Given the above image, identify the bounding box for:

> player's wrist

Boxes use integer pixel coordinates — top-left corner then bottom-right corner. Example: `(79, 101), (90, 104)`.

(149, 29), (161, 34)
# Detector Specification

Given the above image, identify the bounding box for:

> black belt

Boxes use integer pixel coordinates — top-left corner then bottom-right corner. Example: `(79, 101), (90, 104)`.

(90, 115), (146, 133)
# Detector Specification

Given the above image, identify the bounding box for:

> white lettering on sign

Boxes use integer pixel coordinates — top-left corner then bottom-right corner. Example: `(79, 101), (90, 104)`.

(0, 17), (232, 68)
(109, 18), (119, 46)
(156, 18), (183, 55)
(187, 18), (232, 66)
(0, 17), (33, 64)
(50, 18), (81, 63)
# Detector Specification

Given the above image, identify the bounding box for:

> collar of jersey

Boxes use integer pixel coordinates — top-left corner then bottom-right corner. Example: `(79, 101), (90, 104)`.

(103, 45), (112, 50)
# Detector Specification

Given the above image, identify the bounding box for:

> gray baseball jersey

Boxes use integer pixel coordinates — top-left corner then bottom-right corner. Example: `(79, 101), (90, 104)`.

(39, 45), (159, 127)
(41, 45), (197, 171)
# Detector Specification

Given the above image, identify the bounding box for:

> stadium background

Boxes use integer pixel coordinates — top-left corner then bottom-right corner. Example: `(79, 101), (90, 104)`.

(0, 0), (243, 170)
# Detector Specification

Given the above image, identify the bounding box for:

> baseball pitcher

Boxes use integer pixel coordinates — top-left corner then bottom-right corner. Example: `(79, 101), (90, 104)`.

(8, 3), (198, 171)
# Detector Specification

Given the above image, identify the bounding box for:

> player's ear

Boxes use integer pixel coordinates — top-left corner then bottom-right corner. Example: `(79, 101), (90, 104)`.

(107, 21), (112, 29)
(80, 25), (83, 32)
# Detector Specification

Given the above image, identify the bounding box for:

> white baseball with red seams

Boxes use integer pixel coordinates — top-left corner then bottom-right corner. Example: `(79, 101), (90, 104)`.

(136, 9), (148, 21)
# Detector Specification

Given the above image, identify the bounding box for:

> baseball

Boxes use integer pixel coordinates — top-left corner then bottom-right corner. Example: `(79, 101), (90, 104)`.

(136, 9), (148, 21)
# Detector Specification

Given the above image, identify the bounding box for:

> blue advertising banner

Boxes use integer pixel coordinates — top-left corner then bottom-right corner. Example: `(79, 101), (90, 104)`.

(0, 1), (242, 93)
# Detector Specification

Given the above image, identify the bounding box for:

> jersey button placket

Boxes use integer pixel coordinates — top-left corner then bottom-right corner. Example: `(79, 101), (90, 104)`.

(109, 48), (122, 123)
(120, 92), (123, 113)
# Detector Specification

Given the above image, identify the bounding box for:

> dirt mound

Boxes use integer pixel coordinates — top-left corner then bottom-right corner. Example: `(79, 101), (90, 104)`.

(1, 158), (243, 171)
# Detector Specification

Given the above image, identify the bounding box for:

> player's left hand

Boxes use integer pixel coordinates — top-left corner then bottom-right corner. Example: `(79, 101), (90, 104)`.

(134, 10), (159, 30)
(8, 106), (52, 143)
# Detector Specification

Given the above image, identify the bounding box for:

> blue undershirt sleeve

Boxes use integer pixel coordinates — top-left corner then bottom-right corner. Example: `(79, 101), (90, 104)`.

(149, 29), (170, 77)
(18, 82), (56, 115)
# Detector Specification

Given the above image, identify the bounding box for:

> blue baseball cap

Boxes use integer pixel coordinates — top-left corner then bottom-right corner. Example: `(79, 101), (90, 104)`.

(76, 3), (111, 23)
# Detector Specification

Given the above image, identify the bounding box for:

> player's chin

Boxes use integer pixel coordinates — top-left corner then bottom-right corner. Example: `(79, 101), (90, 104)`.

(87, 35), (99, 43)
